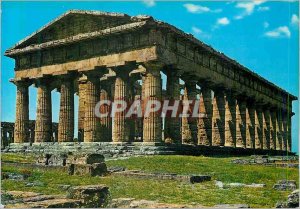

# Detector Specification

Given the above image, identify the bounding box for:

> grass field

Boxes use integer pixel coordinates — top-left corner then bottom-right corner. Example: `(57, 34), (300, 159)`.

(1, 153), (298, 208)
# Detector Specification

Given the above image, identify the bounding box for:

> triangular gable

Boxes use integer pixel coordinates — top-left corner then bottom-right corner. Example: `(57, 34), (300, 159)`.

(9, 10), (131, 50)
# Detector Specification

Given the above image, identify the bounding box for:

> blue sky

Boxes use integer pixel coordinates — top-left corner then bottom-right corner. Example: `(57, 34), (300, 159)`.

(1, 1), (299, 152)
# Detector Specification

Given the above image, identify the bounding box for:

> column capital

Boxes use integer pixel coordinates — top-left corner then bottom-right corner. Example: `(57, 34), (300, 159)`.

(10, 78), (32, 87)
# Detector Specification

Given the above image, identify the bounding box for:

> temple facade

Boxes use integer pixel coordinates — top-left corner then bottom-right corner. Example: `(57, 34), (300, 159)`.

(5, 10), (297, 152)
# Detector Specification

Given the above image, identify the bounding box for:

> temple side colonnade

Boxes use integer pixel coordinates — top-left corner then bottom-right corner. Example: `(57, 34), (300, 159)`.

(5, 10), (297, 153)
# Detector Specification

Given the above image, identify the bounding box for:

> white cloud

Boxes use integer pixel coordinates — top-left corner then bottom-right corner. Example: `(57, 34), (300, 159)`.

(263, 21), (269, 28)
(291, 14), (299, 26)
(235, 0), (266, 19)
(143, 0), (155, 7)
(183, 3), (222, 14)
(191, 26), (211, 39)
(257, 6), (269, 11)
(265, 26), (291, 38)
(217, 17), (230, 25)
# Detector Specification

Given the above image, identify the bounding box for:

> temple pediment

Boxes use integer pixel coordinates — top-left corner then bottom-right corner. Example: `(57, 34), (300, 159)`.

(8, 10), (132, 50)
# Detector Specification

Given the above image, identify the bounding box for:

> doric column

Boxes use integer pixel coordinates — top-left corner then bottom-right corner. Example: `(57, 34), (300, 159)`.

(112, 67), (132, 143)
(34, 79), (52, 142)
(198, 86), (212, 146)
(13, 80), (30, 143)
(236, 98), (246, 148)
(164, 70), (181, 143)
(99, 80), (112, 142)
(262, 108), (271, 150)
(276, 111), (283, 150)
(142, 64), (162, 143)
(2, 129), (7, 147)
(270, 109), (277, 150)
(287, 112), (292, 152)
(212, 89), (225, 146)
(181, 80), (198, 145)
(78, 75), (87, 142)
(282, 112), (288, 151)
(84, 73), (100, 142)
(224, 91), (236, 147)
(246, 103), (255, 148)
(58, 76), (74, 142)
(254, 106), (263, 149)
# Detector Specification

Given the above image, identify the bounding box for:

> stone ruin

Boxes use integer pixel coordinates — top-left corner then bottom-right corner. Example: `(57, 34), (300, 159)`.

(36, 153), (108, 177)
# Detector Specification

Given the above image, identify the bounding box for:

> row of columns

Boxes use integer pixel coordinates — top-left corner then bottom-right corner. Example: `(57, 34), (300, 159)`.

(12, 65), (293, 152)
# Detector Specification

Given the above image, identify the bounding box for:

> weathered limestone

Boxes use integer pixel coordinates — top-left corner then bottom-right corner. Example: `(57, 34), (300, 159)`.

(112, 68), (131, 142)
(164, 70), (181, 143)
(83, 74), (100, 142)
(34, 79), (52, 142)
(212, 89), (225, 146)
(142, 64), (162, 143)
(13, 81), (30, 143)
(181, 80), (198, 145)
(276, 111), (283, 151)
(98, 81), (112, 142)
(282, 112), (288, 151)
(236, 98), (246, 148)
(198, 86), (212, 146)
(58, 76), (74, 142)
(262, 108), (270, 150)
(224, 91), (236, 147)
(78, 75), (87, 142)
(247, 105), (256, 149)
(270, 109), (277, 150)
(287, 113), (292, 152)
(4, 10), (296, 154)
(255, 106), (263, 149)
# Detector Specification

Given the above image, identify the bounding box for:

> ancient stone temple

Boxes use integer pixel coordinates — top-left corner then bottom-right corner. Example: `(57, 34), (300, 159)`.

(5, 10), (297, 153)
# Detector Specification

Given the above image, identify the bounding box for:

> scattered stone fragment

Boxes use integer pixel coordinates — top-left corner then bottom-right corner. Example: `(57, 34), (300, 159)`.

(214, 204), (250, 208)
(215, 181), (224, 189)
(2, 172), (27, 181)
(112, 170), (211, 184)
(25, 181), (45, 187)
(67, 185), (110, 207)
(69, 162), (108, 176)
(67, 154), (105, 165)
(276, 189), (299, 208)
(273, 180), (297, 191)
(108, 166), (126, 173)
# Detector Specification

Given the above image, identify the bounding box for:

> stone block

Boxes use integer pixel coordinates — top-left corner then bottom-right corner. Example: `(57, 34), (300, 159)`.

(273, 180), (297, 191)
(67, 185), (110, 207)
(69, 163), (107, 176)
(66, 154), (105, 165)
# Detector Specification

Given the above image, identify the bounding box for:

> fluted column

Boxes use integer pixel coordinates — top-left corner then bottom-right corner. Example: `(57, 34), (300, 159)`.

(13, 81), (30, 143)
(78, 75), (87, 142)
(282, 112), (288, 151)
(287, 112), (292, 152)
(164, 70), (181, 143)
(142, 65), (162, 143)
(212, 89), (225, 146)
(84, 74), (100, 142)
(34, 79), (52, 142)
(182, 80), (198, 145)
(112, 70), (131, 142)
(99, 81), (112, 142)
(224, 91), (236, 147)
(246, 104), (255, 148)
(262, 108), (270, 150)
(236, 98), (247, 148)
(270, 109), (277, 150)
(255, 106), (263, 149)
(58, 76), (74, 142)
(198, 86), (212, 146)
(276, 111), (283, 150)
